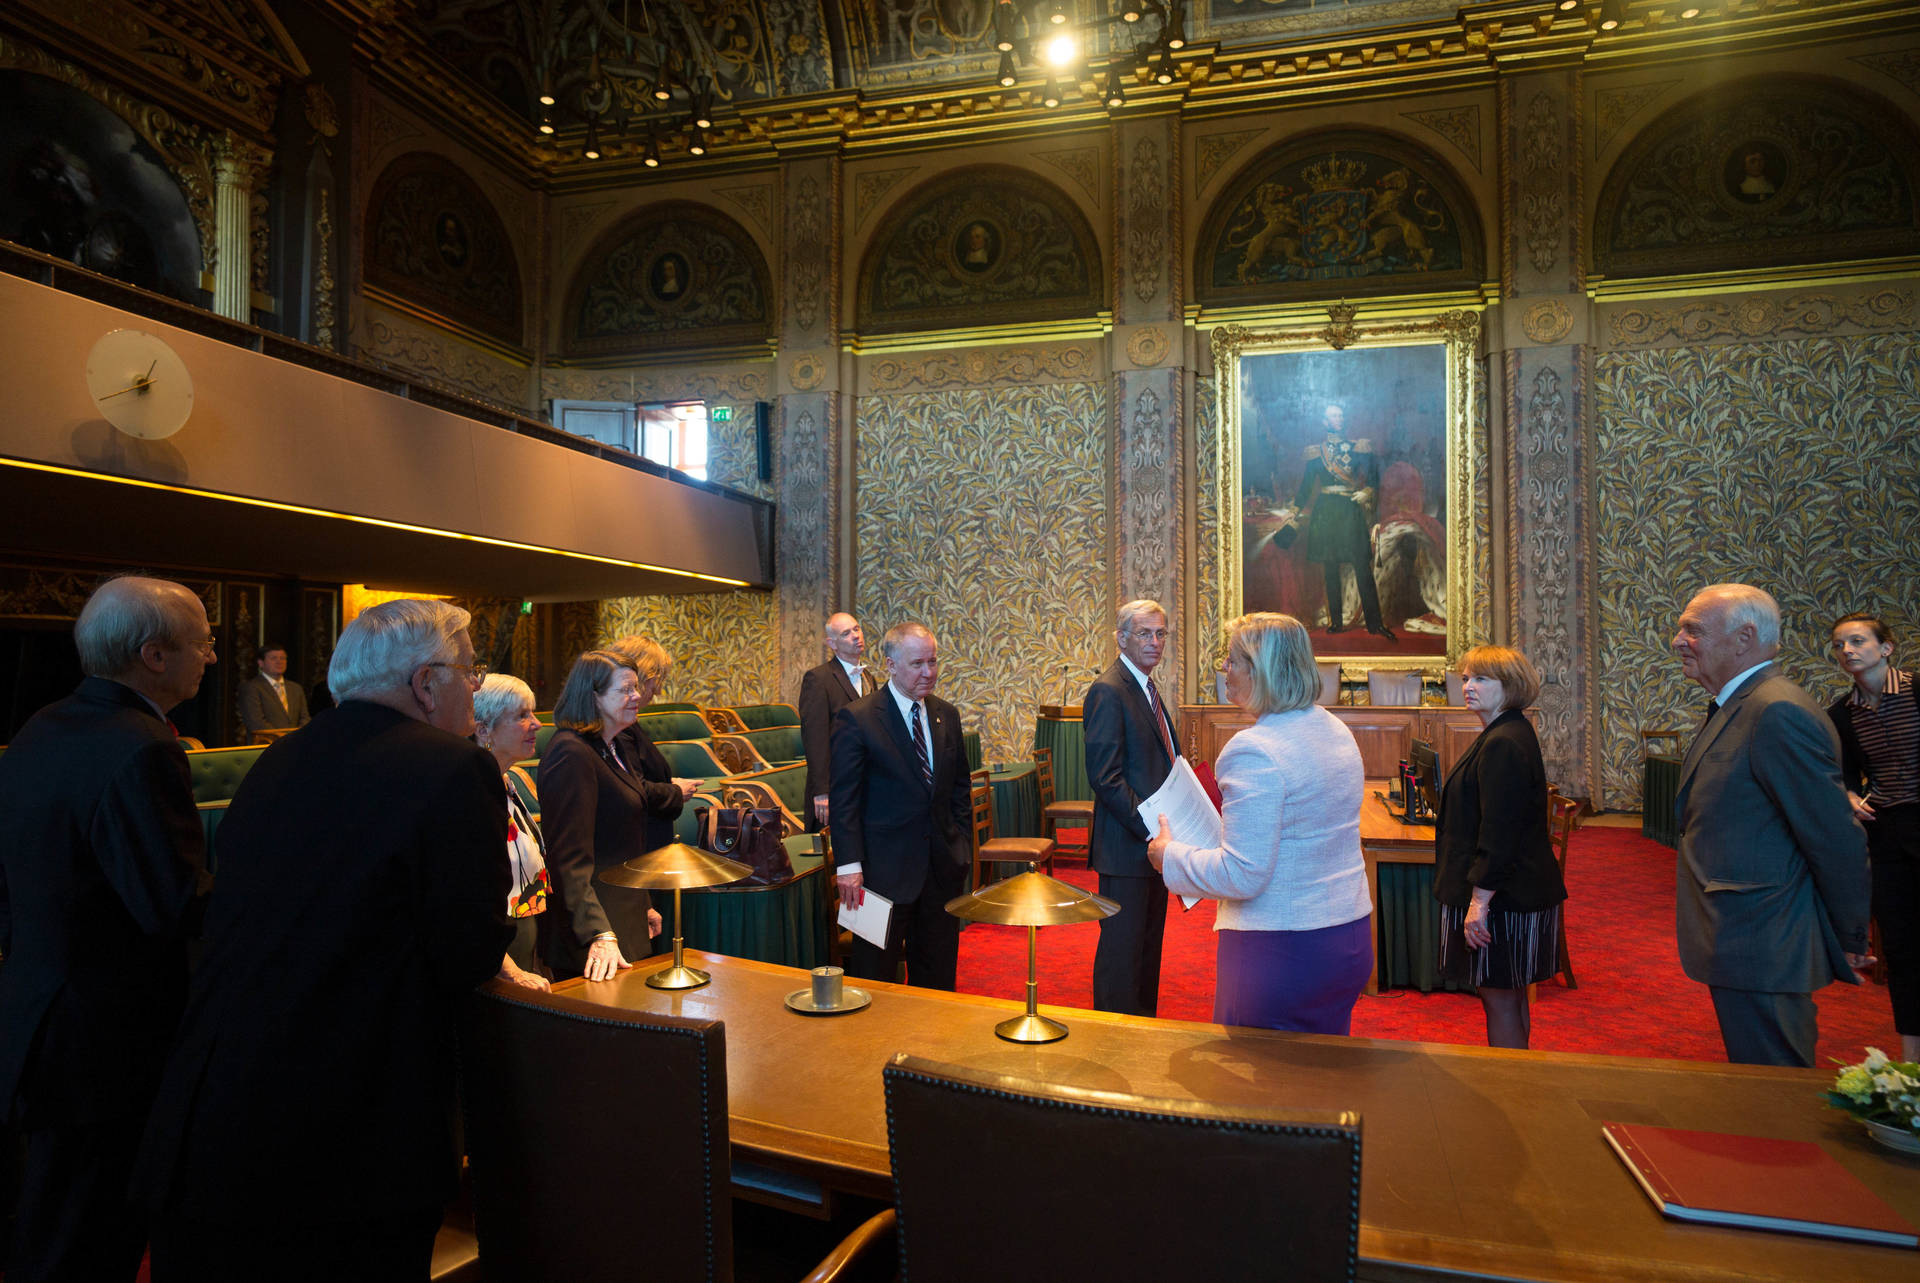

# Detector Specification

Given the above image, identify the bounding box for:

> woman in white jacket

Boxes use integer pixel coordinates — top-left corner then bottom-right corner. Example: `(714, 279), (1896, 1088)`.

(1147, 613), (1373, 1032)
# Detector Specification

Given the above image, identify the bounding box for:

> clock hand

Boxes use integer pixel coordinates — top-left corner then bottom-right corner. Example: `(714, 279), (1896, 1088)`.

(98, 375), (158, 401)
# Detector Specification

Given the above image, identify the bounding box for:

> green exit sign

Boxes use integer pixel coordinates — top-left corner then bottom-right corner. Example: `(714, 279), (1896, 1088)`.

(710, 405), (732, 422)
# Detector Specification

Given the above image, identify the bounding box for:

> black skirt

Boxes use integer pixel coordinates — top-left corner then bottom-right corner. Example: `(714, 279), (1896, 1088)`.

(1437, 902), (1562, 988)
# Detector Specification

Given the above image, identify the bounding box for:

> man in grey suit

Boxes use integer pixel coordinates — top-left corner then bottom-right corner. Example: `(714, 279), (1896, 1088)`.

(1672, 583), (1871, 1066)
(237, 643), (309, 739)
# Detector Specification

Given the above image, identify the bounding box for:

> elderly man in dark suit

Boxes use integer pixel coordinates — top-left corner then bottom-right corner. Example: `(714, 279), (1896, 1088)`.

(0, 574), (213, 1281)
(1672, 582), (1870, 1066)
(137, 598), (509, 1278)
(235, 642), (309, 740)
(829, 622), (971, 990)
(799, 611), (871, 831)
(1085, 599), (1182, 1016)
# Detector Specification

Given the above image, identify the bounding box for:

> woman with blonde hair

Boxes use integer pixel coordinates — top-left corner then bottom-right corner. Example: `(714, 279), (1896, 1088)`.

(1433, 644), (1566, 1048)
(472, 673), (549, 991)
(1147, 612), (1373, 1032)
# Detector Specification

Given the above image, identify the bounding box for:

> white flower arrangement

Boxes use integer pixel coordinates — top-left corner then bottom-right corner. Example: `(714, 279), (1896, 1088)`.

(1824, 1048), (1920, 1131)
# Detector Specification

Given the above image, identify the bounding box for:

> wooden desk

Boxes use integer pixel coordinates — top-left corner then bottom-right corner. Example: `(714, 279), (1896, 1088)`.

(1360, 783), (1437, 996)
(562, 952), (1920, 1282)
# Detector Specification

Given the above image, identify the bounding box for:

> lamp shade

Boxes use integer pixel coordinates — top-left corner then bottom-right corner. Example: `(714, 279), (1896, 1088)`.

(944, 869), (1119, 927)
(598, 842), (750, 891)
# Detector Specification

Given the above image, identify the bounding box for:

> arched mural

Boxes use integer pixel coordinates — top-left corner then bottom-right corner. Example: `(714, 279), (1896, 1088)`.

(364, 151), (524, 347)
(1594, 77), (1920, 279)
(855, 166), (1103, 335)
(562, 201), (772, 357)
(1196, 132), (1483, 305)
(0, 71), (203, 301)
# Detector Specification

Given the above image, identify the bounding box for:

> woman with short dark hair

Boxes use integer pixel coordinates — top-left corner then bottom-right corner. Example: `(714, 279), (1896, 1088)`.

(1433, 643), (1566, 1049)
(1828, 611), (1920, 1060)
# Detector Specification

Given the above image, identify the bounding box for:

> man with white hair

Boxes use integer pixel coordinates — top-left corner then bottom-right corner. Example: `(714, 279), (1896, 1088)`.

(1671, 582), (1870, 1066)
(0, 574), (213, 1281)
(138, 598), (510, 1277)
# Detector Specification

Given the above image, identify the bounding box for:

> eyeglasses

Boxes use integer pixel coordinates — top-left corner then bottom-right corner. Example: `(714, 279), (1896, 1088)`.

(178, 636), (217, 657)
(425, 661), (488, 691)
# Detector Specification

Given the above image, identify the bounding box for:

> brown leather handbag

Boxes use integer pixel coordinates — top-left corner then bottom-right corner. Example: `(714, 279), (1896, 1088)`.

(697, 805), (793, 885)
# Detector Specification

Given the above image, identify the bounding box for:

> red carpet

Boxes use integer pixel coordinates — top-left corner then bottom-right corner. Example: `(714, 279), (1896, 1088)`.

(957, 827), (1897, 1066)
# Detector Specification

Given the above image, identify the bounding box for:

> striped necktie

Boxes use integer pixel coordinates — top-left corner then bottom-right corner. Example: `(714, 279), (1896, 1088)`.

(910, 702), (933, 792)
(1148, 676), (1177, 763)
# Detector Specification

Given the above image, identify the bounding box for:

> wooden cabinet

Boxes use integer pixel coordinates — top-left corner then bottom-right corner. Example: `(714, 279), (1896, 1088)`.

(1179, 703), (1488, 779)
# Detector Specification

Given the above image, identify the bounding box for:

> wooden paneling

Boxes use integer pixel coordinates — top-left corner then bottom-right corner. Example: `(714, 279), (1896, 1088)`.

(1181, 704), (1490, 779)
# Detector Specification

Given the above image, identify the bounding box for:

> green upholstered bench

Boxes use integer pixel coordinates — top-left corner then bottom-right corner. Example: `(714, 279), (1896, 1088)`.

(736, 725), (803, 765)
(637, 710), (712, 742)
(186, 745), (267, 805)
(652, 739), (729, 788)
(727, 703), (800, 730)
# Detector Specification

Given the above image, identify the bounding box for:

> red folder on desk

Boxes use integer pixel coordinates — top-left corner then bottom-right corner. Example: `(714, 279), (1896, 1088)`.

(1602, 1122), (1918, 1248)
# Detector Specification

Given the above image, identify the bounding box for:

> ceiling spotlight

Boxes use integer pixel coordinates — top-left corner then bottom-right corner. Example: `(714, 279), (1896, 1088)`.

(1122, 4), (1142, 19)
(1155, 59), (1175, 85)
(1599, 0), (1624, 26)
(998, 49), (1018, 87)
(994, 1), (1016, 52)
(1166, 1), (1188, 49)
(642, 132), (660, 168)
(537, 105), (555, 136)
(538, 71), (555, 108)
(1680, 3), (1700, 13)
(1047, 0), (1069, 25)
(583, 116), (601, 161)
(692, 79), (714, 130)
(688, 126), (707, 156)
(652, 80), (672, 102)
(1557, 0), (1579, 9)
(1044, 31), (1077, 68)
(1105, 75), (1125, 108)
(1043, 76), (1062, 108)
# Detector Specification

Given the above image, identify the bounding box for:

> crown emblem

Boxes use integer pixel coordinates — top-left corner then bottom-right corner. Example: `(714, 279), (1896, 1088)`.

(1301, 155), (1369, 192)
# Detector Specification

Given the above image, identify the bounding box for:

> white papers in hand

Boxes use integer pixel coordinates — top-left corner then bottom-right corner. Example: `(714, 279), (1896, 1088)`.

(837, 886), (893, 948)
(1138, 757), (1223, 910)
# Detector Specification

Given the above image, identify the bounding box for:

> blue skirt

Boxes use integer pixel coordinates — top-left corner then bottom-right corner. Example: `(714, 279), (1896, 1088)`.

(1213, 914), (1374, 1034)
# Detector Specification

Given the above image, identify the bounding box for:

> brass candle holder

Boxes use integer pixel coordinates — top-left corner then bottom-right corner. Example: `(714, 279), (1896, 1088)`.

(598, 841), (751, 989)
(945, 868), (1118, 1043)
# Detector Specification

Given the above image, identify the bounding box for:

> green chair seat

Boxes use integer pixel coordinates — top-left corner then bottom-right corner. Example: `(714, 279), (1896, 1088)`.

(731, 763), (809, 819)
(736, 725), (804, 765)
(186, 745), (267, 805)
(637, 710), (712, 742)
(654, 739), (728, 778)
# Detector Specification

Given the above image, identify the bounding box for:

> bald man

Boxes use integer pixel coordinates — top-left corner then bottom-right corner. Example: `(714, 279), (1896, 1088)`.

(798, 611), (873, 831)
(0, 574), (213, 1280)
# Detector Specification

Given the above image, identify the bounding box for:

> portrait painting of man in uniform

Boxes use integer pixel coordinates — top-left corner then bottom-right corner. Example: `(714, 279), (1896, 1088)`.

(1216, 317), (1478, 667)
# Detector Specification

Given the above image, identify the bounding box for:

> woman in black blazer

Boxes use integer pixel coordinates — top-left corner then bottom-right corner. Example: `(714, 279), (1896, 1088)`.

(539, 651), (672, 981)
(603, 633), (701, 859)
(1433, 644), (1567, 1048)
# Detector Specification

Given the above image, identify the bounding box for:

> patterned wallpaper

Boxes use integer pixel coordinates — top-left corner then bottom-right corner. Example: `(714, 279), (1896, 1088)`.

(1192, 373), (1222, 695)
(855, 383), (1111, 762)
(597, 590), (780, 707)
(1592, 330), (1920, 808)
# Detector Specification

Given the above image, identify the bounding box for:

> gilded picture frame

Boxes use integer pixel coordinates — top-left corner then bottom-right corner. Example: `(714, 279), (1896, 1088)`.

(1212, 310), (1479, 673)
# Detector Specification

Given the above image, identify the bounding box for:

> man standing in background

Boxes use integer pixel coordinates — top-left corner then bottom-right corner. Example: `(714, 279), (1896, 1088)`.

(800, 612), (871, 831)
(236, 642), (309, 740)
(1085, 600), (1181, 1017)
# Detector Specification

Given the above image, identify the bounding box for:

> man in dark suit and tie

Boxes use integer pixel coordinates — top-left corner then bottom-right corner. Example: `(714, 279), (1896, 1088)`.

(1672, 582), (1870, 1066)
(236, 642), (309, 740)
(0, 574), (213, 1281)
(137, 598), (510, 1276)
(1085, 599), (1181, 1016)
(799, 611), (870, 831)
(829, 622), (971, 990)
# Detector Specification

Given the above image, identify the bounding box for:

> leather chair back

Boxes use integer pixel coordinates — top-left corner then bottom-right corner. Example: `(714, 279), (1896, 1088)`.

(882, 1054), (1361, 1282)
(1315, 661), (1342, 706)
(459, 982), (733, 1281)
(1367, 668), (1423, 707)
(185, 744), (267, 804)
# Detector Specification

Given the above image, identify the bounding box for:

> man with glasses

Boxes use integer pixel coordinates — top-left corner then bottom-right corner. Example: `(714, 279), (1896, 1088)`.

(0, 574), (214, 1280)
(138, 598), (510, 1277)
(1086, 599), (1182, 1016)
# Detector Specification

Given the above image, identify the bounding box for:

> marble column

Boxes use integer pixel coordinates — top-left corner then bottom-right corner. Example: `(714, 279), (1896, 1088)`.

(1492, 66), (1598, 797)
(1110, 113), (1186, 699)
(212, 134), (272, 322)
(774, 153), (844, 698)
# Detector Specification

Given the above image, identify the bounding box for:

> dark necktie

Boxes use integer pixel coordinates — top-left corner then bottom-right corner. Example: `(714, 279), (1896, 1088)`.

(1147, 677), (1177, 763)
(1705, 699), (1719, 719)
(910, 702), (933, 792)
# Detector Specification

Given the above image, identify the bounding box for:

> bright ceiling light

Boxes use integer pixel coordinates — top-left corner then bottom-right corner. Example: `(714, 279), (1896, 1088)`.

(1044, 32), (1077, 68)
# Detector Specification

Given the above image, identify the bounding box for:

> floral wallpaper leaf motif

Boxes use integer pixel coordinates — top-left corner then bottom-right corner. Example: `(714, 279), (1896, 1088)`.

(855, 383), (1110, 762)
(1593, 331), (1920, 808)
(598, 590), (779, 708)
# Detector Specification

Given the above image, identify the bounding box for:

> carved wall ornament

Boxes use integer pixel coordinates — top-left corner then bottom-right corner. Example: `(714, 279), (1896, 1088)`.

(304, 83), (339, 139)
(854, 165), (919, 227)
(364, 151), (524, 347)
(1515, 360), (1577, 777)
(1120, 380), (1176, 609)
(1852, 49), (1920, 98)
(558, 201), (616, 260)
(367, 100), (424, 159)
(1593, 81), (1678, 156)
(789, 352), (825, 390)
(542, 367), (769, 406)
(864, 341), (1100, 393)
(1522, 297), (1573, 345)
(563, 200), (772, 357)
(1195, 128), (1265, 194)
(1035, 145), (1100, 203)
(777, 396), (834, 699)
(1126, 326), (1171, 368)
(1127, 134), (1168, 310)
(1595, 77), (1920, 278)
(1401, 105), (1482, 173)
(1197, 132), (1483, 307)
(715, 182), (774, 229)
(855, 166), (1102, 335)
(1521, 89), (1565, 276)
(1606, 289), (1915, 347)
(357, 313), (528, 407)
(312, 183), (337, 349)
(789, 172), (827, 335)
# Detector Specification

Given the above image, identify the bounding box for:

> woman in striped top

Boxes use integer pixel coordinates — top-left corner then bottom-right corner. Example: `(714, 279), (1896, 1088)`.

(1828, 612), (1920, 1060)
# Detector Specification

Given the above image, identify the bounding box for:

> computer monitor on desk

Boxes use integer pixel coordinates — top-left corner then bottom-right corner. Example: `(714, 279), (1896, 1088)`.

(1402, 738), (1440, 823)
